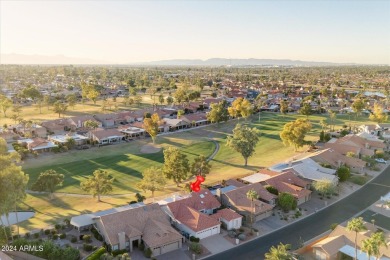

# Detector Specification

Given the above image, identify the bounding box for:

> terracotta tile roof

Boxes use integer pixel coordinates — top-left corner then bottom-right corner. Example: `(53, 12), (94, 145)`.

(312, 149), (367, 169)
(28, 138), (49, 149)
(223, 183), (276, 213)
(41, 118), (75, 131)
(170, 204), (220, 232)
(168, 189), (221, 213)
(91, 129), (124, 140)
(264, 171), (311, 199)
(337, 135), (385, 149)
(181, 113), (208, 122)
(95, 203), (182, 247)
(313, 223), (390, 258)
(210, 209), (242, 222)
(225, 179), (246, 187)
(257, 169), (281, 177)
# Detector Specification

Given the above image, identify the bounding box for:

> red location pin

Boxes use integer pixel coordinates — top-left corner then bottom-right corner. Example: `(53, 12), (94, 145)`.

(190, 175), (205, 192)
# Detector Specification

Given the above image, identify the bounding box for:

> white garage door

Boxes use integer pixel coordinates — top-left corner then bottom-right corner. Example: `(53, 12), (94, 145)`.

(198, 229), (212, 239)
(211, 226), (219, 235)
(161, 241), (179, 254)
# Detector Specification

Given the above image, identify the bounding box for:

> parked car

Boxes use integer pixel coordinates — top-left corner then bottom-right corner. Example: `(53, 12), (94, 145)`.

(375, 158), (387, 164)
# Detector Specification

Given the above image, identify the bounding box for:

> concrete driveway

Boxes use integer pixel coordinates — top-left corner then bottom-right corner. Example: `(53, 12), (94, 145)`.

(200, 234), (233, 254)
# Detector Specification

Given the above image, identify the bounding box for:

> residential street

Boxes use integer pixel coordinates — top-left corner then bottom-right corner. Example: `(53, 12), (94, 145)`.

(204, 166), (390, 260)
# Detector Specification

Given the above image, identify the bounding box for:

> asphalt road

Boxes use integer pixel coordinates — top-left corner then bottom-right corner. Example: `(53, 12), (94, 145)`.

(205, 167), (390, 260)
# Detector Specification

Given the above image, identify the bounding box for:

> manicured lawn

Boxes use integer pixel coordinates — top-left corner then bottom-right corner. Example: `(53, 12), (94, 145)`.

(17, 194), (131, 233)
(24, 141), (215, 194)
(17, 111), (379, 232)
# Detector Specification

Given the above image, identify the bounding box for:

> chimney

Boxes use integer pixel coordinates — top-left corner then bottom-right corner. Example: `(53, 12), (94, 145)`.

(118, 232), (126, 250)
(288, 161), (292, 167)
(215, 189), (222, 202)
(365, 143), (370, 149)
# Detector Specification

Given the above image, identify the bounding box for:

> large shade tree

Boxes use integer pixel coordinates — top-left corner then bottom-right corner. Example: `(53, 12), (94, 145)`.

(227, 124), (260, 166)
(80, 169), (114, 202)
(137, 166), (166, 199)
(191, 155), (211, 177)
(31, 169), (64, 199)
(162, 146), (190, 186)
(143, 113), (160, 144)
(280, 118), (312, 151)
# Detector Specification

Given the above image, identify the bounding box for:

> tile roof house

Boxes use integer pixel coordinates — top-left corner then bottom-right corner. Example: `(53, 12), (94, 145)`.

(312, 222), (390, 260)
(94, 203), (183, 256)
(311, 148), (367, 174)
(89, 129), (125, 145)
(181, 113), (209, 127)
(69, 115), (102, 129)
(218, 183), (276, 223)
(20, 138), (58, 152)
(210, 208), (243, 231)
(263, 171), (312, 205)
(164, 189), (221, 239)
(335, 134), (386, 152)
(41, 118), (76, 135)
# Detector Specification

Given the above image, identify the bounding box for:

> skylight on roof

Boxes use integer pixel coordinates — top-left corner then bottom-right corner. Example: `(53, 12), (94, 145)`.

(200, 194), (205, 198)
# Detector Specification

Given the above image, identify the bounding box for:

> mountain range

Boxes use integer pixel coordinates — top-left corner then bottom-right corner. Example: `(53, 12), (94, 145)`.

(1, 53), (358, 66)
(136, 58), (354, 66)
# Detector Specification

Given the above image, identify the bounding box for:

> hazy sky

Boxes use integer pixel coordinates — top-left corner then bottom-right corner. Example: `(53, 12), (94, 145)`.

(1, 0), (390, 64)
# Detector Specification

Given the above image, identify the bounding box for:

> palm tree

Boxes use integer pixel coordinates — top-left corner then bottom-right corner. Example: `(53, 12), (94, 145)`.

(371, 232), (388, 260)
(246, 189), (259, 226)
(362, 236), (377, 260)
(264, 243), (293, 260)
(347, 217), (366, 260)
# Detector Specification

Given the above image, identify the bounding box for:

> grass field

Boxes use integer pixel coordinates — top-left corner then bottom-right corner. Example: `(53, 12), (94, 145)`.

(17, 194), (131, 233)
(24, 138), (215, 194)
(17, 111), (378, 232)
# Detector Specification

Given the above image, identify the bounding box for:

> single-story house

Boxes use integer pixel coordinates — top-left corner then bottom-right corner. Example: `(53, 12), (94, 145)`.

(41, 118), (76, 135)
(312, 222), (390, 260)
(311, 149), (367, 174)
(18, 138), (58, 152)
(163, 118), (190, 131)
(94, 203), (183, 256)
(289, 158), (339, 185)
(218, 183), (276, 223)
(118, 125), (146, 139)
(164, 189), (221, 239)
(89, 129), (125, 145)
(263, 171), (312, 205)
(210, 208), (243, 230)
(181, 113), (209, 127)
(48, 133), (88, 146)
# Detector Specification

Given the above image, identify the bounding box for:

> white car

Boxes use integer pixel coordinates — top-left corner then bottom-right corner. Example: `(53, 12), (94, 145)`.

(375, 158), (387, 164)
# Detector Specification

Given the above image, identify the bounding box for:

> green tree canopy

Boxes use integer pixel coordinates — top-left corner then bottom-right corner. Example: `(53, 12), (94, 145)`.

(137, 166), (166, 198)
(207, 100), (229, 124)
(143, 113), (160, 144)
(80, 169), (114, 202)
(277, 192), (297, 212)
(264, 243), (293, 260)
(162, 146), (190, 186)
(369, 103), (388, 123)
(31, 169), (64, 199)
(191, 155), (211, 177)
(280, 118), (312, 151)
(226, 124), (260, 166)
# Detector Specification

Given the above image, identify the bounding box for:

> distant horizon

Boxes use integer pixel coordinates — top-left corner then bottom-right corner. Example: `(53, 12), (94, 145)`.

(1, 53), (390, 66)
(1, 1), (389, 65)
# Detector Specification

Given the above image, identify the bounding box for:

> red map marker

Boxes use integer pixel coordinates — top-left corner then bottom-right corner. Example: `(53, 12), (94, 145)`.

(190, 175), (205, 192)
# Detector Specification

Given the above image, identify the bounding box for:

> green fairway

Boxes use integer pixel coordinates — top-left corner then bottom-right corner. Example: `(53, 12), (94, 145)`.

(24, 141), (215, 194)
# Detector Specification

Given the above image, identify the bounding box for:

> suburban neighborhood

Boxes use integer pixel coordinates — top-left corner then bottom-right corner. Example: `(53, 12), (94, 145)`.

(1, 1), (390, 259)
